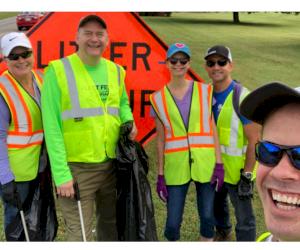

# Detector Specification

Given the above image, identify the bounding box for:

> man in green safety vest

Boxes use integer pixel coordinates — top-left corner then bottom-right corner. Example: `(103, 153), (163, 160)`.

(204, 45), (261, 241)
(41, 14), (137, 241)
(241, 82), (300, 242)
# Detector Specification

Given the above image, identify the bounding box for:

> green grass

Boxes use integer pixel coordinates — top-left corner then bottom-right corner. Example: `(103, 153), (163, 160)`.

(142, 12), (300, 89)
(1, 12), (300, 241)
(0, 12), (18, 19)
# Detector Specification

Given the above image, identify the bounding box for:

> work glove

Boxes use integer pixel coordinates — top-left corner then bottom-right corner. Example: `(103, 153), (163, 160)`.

(1, 181), (19, 207)
(237, 171), (253, 200)
(156, 175), (168, 202)
(210, 163), (224, 192)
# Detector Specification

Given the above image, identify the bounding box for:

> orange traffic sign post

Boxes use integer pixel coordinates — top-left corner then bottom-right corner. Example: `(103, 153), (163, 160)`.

(1, 12), (203, 144)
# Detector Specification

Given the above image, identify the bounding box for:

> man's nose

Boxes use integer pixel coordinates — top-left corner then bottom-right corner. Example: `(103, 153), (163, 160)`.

(270, 153), (300, 181)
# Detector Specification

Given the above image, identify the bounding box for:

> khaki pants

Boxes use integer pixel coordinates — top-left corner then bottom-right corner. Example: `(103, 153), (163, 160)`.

(58, 161), (117, 241)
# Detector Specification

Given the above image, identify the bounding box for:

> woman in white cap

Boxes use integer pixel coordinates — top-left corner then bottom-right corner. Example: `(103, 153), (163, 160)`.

(150, 43), (223, 241)
(0, 32), (44, 240)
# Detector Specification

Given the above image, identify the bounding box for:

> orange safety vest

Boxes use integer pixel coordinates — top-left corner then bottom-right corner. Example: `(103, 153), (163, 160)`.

(150, 81), (216, 185)
(0, 70), (43, 181)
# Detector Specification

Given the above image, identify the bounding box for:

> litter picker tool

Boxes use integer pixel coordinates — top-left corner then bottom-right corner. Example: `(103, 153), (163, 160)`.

(16, 193), (30, 241)
(74, 182), (87, 242)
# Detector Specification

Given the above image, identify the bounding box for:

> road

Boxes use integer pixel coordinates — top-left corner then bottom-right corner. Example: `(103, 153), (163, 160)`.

(0, 16), (17, 36)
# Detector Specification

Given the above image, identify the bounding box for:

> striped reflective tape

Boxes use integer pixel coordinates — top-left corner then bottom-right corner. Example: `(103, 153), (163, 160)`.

(227, 87), (248, 154)
(62, 107), (104, 120)
(165, 135), (214, 151)
(220, 145), (247, 156)
(152, 90), (172, 138)
(165, 138), (188, 150)
(200, 83), (211, 133)
(7, 132), (43, 146)
(188, 135), (214, 145)
(107, 107), (119, 116)
(115, 64), (120, 86)
(0, 76), (28, 132)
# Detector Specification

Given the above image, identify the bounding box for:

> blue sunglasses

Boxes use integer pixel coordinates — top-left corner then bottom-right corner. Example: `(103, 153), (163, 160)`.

(255, 141), (300, 170)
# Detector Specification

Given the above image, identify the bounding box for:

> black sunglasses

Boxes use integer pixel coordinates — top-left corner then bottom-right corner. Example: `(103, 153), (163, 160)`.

(255, 141), (300, 170)
(6, 50), (33, 61)
(206, 59), (228, 68)
(169, 58), (189, 65)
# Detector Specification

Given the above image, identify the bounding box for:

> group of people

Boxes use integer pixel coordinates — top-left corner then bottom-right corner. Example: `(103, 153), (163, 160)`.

(150, 43), (258, 241)
(0, 14), (136, 241)
(0, 13), (299, 242)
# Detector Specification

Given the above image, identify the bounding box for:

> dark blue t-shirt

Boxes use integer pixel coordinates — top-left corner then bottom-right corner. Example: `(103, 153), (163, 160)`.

(212, 81), (251, 125)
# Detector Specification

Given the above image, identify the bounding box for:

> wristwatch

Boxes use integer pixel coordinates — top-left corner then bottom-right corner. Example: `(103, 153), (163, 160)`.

(242, 172), (253, 180)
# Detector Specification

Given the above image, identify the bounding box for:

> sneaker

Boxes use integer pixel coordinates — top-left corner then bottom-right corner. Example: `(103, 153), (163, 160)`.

(214, 229), (234, 241)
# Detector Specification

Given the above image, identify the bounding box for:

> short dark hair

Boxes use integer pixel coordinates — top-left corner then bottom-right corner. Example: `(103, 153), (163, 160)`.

(78, 14), (107, 30)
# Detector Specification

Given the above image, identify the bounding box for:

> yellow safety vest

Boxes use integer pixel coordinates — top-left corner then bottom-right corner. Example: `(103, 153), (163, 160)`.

(217, 86), (249, 184)
(0, 70), (43, 181)
(49, 53), (124, 162)
(150, 82), (216, 185)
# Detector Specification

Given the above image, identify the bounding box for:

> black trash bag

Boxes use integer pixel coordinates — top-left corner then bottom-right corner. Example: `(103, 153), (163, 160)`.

(116, 121), (158, 241)
(5, 165), (58, 241)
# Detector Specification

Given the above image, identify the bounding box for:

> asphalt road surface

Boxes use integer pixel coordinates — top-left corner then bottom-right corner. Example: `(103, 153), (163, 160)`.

(0, 17), (18, 37)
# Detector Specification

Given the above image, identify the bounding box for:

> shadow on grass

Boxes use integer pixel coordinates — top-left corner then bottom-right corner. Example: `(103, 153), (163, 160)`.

(145, 17), (284, 28)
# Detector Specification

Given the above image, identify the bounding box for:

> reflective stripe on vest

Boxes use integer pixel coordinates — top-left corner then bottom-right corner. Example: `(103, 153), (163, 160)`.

(200, 83), (211, 134)
(220, 145), (247, 156)
(35, 70), (44, 81)
(60, 58), (120, 120)
(220, 87), (248, 156)
(0, 76), (28, 132)
(7, 131), (44, 148)
(165, 135), (214, 151)
(152, 90), (172, 138)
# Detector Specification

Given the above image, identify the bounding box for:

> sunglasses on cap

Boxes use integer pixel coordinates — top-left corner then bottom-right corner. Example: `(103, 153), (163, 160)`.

(255, 141), (300, 170)
(6, 50), (33, 61)
(169, 58), (189, 66)
(206, 59), (228, 68)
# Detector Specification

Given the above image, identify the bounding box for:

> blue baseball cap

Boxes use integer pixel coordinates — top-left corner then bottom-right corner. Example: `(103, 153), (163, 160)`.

(166, 43), (191, 59)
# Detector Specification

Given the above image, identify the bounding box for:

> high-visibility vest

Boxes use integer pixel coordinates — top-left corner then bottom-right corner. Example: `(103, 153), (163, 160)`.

(49, 53), (123, 162)
(256, 232), (272, 242)
(0, 70), (43, 181)
(217, 86), (249, 184)
(150, 82), (216, 185)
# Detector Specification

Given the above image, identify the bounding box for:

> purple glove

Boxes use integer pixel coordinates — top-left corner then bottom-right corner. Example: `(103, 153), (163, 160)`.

(210, 163), (224, 192)
(156, 175), (168, 202)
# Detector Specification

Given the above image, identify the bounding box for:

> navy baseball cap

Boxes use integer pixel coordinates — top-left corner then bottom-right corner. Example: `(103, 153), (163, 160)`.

(240, 82), (300, 125)
(167, 43), (191, 59)
(78, 14), (107, 30)
(204, 45), (232, 62)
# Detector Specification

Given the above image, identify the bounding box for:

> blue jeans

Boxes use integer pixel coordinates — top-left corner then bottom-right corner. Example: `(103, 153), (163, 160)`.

(214, 182), (256, 241)
(0, 181), (31, 230)
(164, 181), (215, 241)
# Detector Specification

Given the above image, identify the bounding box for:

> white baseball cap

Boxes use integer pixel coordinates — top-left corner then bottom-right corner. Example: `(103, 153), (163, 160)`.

(1, 32), (32, 57)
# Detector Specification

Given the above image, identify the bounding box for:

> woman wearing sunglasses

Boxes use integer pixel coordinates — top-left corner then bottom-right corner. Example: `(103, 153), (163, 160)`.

(150, 43), (223, 241)
(240, 82), (300, 241)
(0, 32), (45, 240)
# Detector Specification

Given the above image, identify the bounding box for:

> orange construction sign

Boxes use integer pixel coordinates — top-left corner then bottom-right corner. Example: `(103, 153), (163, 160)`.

(0, 12), (203, 144)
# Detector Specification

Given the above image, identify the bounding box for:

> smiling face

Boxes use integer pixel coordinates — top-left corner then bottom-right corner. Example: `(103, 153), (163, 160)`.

(5, 46), (34, 79)
(257, 103), (300, 241)
(166, 52), (190, 77)
(205, 54), (233, 85)
(76, 21), (109, 60)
